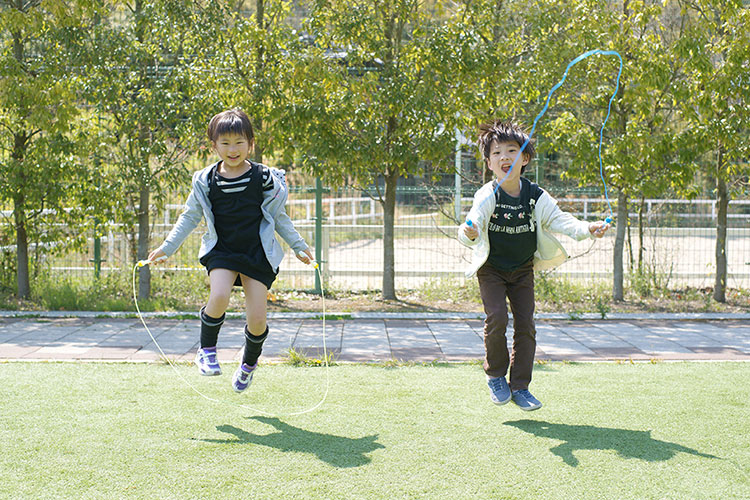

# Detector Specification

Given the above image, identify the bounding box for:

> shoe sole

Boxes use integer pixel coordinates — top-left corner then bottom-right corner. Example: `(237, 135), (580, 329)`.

(195, 361), (221, 376)
(492, 395), (512, 405)
(512, 399), (542, 411)
(516, 403), (542, 411)
(232, 379), (252, 393)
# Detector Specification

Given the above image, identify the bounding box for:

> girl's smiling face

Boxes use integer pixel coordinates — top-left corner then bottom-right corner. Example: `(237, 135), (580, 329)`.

(486, 140), (530, 184)
(213, 133), (251, 170)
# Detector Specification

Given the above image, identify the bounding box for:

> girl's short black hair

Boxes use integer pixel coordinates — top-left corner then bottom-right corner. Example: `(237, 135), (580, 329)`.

(477, 119), (535, 173)
(207, 108), (254, 143)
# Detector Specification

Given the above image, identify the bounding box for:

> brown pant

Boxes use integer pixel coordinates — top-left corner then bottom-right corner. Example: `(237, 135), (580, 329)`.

(477, 260), (536, 391)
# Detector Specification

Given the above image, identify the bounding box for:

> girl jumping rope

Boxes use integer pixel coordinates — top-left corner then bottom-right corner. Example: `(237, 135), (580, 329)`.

(147, 108), (313, 393)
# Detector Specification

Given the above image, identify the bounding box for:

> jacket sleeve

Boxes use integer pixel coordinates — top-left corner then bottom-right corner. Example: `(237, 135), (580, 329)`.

(265, 168), (308, 253)
(457, 222), (479, 247)
(158, 178), (204, 256)
(538, 191), (593, 241)
(274, 208), (308, 252)
(457, 185), (492, 247)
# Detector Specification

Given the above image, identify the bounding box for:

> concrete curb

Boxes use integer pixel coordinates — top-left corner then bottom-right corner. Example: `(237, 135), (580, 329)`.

(1, 310), (748, 321)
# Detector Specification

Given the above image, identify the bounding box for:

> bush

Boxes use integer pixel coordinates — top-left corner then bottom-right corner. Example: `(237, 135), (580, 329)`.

(31, 271), (134, 311)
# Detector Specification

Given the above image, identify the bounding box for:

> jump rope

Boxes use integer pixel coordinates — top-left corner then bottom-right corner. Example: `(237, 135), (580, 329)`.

(132, 252), (329, 417)
(467, 49), (622, 229)
(131, 49), (621, 416)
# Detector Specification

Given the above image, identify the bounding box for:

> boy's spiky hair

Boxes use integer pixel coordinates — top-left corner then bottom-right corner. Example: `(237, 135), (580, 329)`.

(207, 108), (254, 144)
(477, 120), (535, 172)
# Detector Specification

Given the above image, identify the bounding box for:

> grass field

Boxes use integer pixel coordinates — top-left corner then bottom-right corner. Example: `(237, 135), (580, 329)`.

(2, 362), (748, 499)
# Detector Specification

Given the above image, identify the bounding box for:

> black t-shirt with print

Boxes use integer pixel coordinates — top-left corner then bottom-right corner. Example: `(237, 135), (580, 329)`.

(486, 177), (544, 272)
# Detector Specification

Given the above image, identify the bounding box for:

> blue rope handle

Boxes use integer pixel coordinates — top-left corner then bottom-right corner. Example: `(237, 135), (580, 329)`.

(467, 49), (622, 227)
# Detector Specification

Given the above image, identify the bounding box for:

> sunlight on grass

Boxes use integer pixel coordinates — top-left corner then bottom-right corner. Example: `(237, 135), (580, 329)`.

(1, 362), (747, 500)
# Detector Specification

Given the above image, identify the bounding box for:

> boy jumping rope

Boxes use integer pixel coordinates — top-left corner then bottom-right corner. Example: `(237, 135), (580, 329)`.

(148, 108), (312, 392)
(458, 119), (610, 410)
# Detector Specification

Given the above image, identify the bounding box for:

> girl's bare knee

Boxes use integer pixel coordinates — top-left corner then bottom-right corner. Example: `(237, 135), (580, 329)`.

(206, 292), (231, 314)
(247, 317), (266, 334)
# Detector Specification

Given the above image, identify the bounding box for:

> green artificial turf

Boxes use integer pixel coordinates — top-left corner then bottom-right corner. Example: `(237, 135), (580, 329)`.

(1, 362), (747, 499)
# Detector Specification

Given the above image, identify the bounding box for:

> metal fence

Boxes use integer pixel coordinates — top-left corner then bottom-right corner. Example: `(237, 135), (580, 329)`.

(3, 185), (750, 291)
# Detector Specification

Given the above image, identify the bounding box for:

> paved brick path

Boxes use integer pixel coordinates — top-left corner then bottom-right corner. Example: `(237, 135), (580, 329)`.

(1, 316), (748, 362)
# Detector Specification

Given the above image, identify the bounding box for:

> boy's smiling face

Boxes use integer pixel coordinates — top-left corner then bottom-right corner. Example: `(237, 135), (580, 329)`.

(486, 140), (530, 184)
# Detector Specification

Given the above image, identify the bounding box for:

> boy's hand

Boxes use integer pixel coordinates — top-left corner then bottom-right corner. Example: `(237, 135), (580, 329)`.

(463, 223), (479, 240)
(589, 221), (611, 238)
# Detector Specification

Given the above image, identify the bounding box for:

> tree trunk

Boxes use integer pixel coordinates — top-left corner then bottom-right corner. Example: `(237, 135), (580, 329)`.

(489, 0), (503, 115)
(254, 0), (264, 163)
(637, 196), (645, 274)
(132, 0), (152, 299)
(382, 167), (398, 300)
(613, 191), (628, 301)
(626, 215), (633, 273)
(713, 152), (728, 303)
(11, 19), (30, 298)
(137, 182), (151, 300)
(253, 118), (264, 164)
(13, 192), (30, 299)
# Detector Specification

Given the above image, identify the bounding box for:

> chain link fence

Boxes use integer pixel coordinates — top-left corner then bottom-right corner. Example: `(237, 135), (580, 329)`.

(2, 184), (750, 292)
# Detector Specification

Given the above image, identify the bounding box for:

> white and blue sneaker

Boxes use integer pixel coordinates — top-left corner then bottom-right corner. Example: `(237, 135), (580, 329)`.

(487, 375), (512, 405)
(194, 347), (221, 376)
(232, 363), (257, 393)
(511, 389), (543, 411)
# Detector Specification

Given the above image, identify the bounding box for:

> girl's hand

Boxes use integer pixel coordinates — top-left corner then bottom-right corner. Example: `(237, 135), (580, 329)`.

(296, 248), (313, 265)
(463, 223), (479, 241)
(147, 249), (167, 264)
(589, 221), (611, 238)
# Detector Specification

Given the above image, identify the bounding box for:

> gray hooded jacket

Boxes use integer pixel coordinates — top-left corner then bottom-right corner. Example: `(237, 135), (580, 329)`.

(157, 162), (308, 273)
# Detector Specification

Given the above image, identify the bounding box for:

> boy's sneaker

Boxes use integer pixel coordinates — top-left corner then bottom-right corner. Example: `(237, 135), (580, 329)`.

(194, 347), (221, 376)
(487, 376), (511, 405)
(232, 363), (257, 393)
(511, 389), (543, 411)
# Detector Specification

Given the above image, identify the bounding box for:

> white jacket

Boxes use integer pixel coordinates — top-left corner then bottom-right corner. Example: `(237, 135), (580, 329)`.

(457, 179), (594, 277)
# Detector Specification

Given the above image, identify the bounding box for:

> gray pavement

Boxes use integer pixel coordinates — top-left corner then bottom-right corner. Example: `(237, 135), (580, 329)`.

(1, 314), (749, 362)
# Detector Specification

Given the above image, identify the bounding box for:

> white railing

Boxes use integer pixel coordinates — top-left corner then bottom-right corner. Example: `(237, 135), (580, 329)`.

(5, 197), (749, 289)
(461, 197), (750, 221)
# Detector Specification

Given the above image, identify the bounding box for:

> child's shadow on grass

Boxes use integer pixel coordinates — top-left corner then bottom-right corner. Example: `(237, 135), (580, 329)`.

(200, 416), (384, 468)
(505, 419), (718, 467)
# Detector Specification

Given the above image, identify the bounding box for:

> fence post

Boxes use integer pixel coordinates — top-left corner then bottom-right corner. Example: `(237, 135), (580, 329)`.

(314, 177), (323, 294)
(93, 218), (101, 279)
(454, 135), (462, 222)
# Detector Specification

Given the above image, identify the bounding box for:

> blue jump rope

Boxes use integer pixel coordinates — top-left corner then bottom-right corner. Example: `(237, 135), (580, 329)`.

(467, 49), (622, 229)
(131, 50), (621, 415)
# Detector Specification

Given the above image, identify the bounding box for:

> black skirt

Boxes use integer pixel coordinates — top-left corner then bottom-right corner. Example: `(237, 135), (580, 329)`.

(200, 251), (276, 289)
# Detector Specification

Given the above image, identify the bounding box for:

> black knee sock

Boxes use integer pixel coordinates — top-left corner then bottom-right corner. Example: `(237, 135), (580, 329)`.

(200, 306), (225, 349)
(242, 325), (268, 366)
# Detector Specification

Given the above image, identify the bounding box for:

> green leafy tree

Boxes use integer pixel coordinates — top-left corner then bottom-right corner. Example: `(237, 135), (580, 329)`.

(192, 0), (299, 164)
(0, 0), (103, 299)
(533, 0), (696, 300)
(458, 0), (579, 122)
(280, 0), (472, 300)
(678, 0), (750, 302)
(83, 0), (219, 299)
